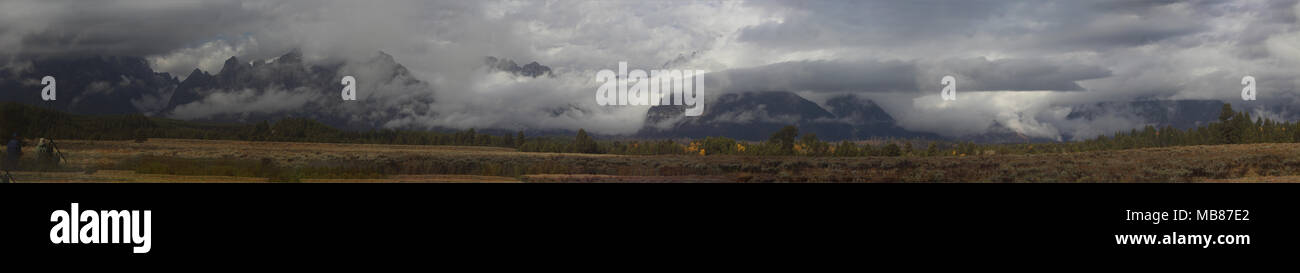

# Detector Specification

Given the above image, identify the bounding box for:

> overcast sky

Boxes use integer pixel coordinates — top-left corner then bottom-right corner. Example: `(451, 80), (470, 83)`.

(2, 0), (1298, 140)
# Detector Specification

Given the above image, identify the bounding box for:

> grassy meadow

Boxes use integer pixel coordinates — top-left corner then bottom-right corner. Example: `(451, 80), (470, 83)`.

(4, 138), (1300, 182)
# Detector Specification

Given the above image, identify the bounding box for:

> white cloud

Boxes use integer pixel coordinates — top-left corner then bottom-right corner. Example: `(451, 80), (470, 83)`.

(8, 0), (1300, 140)
(171, 87), (318, 121)
(149, 38), (257, 79)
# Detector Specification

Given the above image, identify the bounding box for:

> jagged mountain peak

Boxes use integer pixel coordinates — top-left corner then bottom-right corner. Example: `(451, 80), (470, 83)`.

(219, 56), (247, 74)
(484, 56), (552, 78)
(223, 55), (240, 65)
(158, 49), (438, 130)
(186, 68), (208, 78)
(276, 49), (304, 64)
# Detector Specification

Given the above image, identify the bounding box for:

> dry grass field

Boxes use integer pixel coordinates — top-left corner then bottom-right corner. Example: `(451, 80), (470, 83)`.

(6, 138), (1300, 182)
(10, 170), (519, 183)
(53, 138), (604, 168)
(12, 139), (537, 182)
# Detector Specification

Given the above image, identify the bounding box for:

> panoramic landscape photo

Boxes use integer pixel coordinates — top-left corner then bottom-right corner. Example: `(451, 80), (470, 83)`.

(2, 0), (1300, 182)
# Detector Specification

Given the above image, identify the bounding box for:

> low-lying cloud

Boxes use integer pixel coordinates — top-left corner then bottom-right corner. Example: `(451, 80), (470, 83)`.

(1, 0), (1298, 141)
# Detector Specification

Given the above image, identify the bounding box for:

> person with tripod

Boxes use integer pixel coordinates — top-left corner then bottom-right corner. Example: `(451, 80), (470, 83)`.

(35, 138), (64, 170)
(3, 133), (20, 183)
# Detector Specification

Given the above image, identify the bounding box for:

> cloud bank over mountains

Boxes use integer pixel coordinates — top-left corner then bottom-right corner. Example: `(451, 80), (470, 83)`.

(1, 0), (1299, 140)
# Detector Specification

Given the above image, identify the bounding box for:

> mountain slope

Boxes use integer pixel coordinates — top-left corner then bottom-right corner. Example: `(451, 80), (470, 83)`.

(1066, 100), (1224, 130)
(164, 50), (436, 129)
(0, 56), (179, 115)
(639, 91), (935, 141)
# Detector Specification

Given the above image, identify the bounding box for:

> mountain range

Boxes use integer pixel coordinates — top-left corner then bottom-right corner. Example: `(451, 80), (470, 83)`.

(1, 50), (437, 130)
(0, 51), (1255, 143)
(0, 56), (177, 116)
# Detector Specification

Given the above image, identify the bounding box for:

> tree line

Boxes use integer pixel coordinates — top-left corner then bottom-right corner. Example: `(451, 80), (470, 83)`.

(2, 101), (1294, 157)
(0, 102), (524, 149)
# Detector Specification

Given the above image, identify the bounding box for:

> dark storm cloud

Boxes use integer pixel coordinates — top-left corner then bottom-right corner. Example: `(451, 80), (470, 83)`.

(1090, 0), (1183, 11)
(713, 59), (918, 93)
(934, 58), (1112, 91)
(711, 57), (1109, 94)
(2, 0), (269, 58)
(736, 0), (1236, 52)
(738, 0), (1009, 49)
(1023, 2), (1208, 50)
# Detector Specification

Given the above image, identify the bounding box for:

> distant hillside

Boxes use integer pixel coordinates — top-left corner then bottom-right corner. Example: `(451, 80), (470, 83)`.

(639, 91), (937, 141)
(0, 56), (178, 115)
(1067, 100), (1224, 129)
